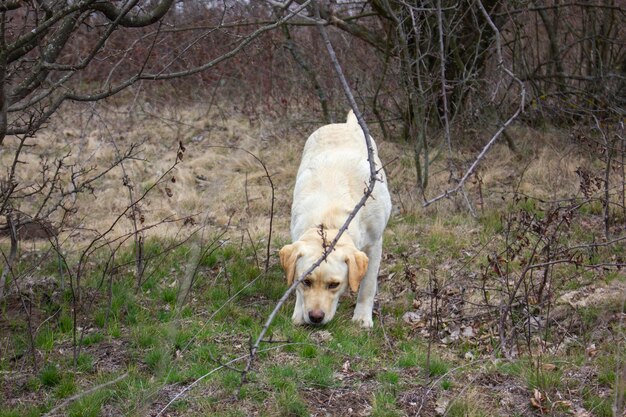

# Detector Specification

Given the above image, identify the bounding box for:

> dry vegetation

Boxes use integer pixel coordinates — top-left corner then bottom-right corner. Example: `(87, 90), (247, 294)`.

(0, 1), (624, 416)
(1, 98), (624, 416)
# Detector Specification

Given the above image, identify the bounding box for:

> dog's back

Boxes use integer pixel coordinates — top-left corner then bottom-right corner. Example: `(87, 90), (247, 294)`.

(290, 112), (391, 248)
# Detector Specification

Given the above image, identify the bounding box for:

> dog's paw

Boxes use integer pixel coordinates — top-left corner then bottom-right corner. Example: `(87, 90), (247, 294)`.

(352, 313), (374, 329)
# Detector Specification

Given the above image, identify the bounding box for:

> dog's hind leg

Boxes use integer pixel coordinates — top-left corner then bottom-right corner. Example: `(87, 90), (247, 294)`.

(352, 238), (382, 328)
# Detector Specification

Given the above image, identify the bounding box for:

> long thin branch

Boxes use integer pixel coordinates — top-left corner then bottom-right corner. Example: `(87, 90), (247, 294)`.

(140, 0), (312, 80)
(156, 343), (306, 417)
(203, 145), (275, 272)
(42, 0), (142, 73)
(423, 0), (527, 207)
(6, 1), (94, 59)
(42, 372), (129, 417)
(91, 0), (174, 28)
(6, 0), (312, 136)
(436, 0), (452, 155)
(241, 0), (380, 381)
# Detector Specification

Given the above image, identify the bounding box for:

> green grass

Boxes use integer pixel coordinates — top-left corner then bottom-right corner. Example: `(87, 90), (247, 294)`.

(67, 388), (114, 417)
(378, 370), (400, 385)
(132, 325), (159, 348)
(304, 356), (335, 388)
(526, 367), (563, 392)
(81, 332), (104, 346)
(275, 386), (309, 416)
(478, 210), (504, 235)
(36, 326), (55, 351)
(0, 406), (43, 417)
(441, 379), (453, 390)
(55, 373), (77, 398)
(75, 354), (95, 373)
(2, 217), (622, 417)
(268, 364), (298, 390)
(371, 390), (402, 417)
(58, 313), (73, 333)
(425, 356), (450, 377)
(144, 347), (170, 375)
(446, 399), (489, 417)
(40, 364), (61, 387)
(583, 390), (613, 417)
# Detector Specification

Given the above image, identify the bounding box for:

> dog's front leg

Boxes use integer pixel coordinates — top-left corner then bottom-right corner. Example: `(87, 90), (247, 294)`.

(292, 290), (305, 325)
(352, 239), (382, 328)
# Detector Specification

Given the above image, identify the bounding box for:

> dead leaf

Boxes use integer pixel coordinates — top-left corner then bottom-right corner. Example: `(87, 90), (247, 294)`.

(310, 330), (333, 344)
(403, 311), (422, 324)
(586, 343), (598, 357)
(531, 389), (545, 411)
(462, 326), (475, 338)
(435, 398), (449, 415)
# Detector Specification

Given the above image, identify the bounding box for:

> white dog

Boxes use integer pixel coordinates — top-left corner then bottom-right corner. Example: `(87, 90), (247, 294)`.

(279, 111), (392, 328)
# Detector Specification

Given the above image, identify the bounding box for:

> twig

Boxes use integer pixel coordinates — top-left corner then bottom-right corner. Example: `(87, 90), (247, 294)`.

(202, 145), (275, 273)
(240, 0), (381, 382)
(423, 0), (526, 207)
(0, 214), (17, 299)
(377, 305), (393, 351)
(42, 372), (129, 417)
(592, 114), (613, 239)
(156, 343), (307, 417)
(436, 0), (452, 155)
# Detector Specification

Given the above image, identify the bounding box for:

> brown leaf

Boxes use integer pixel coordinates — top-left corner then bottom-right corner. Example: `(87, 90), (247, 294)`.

(586, 343), (598, 357)
(530, 397), (542, 409)
(530, 389), (545, 411)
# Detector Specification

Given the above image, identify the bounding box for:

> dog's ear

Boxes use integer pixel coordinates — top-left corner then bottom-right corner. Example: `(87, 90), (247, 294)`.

(279, 243), (301, 285)
(346, 250), (369, 292)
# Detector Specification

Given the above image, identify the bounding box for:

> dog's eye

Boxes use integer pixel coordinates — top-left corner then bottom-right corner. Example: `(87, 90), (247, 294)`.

(303, 279), (312, 287)
(327, 282), (340, 289)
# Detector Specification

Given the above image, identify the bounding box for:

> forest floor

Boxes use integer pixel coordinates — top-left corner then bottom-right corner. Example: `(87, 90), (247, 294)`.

(1, 100), (624, 416)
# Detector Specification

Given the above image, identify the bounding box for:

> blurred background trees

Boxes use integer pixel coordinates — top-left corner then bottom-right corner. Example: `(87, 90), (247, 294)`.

(2, 0), (622, 237)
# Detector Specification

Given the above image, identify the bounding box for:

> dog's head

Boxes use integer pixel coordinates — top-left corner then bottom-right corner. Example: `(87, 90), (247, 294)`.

(279, 230), (368, 325)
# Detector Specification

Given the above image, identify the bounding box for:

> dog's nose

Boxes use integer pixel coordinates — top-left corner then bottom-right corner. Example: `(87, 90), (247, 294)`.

(308, 309), (325, 324)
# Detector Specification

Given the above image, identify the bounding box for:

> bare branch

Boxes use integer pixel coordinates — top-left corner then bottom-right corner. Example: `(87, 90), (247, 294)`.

(242, 0), (382, 381)
(140, 0), (313, 80)
(42, 372), (129, 417)
(423, 0), (527, 207)
(91, 0), (174, 28)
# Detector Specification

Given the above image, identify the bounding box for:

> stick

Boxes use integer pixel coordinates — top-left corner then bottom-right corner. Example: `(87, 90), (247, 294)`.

(240, 0), (382, 381)
(43, 372), (129, 417)
(423, 0), (526, 207)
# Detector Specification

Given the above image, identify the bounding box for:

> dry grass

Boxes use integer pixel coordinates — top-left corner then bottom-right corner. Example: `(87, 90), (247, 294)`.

(2, 101), (312, 245)
(2, 101), (625, 417)
(4, 99), (606, 250)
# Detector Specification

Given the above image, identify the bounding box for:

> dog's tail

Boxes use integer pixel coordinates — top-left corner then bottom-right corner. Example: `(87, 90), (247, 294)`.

(346, 110), (359, 128)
